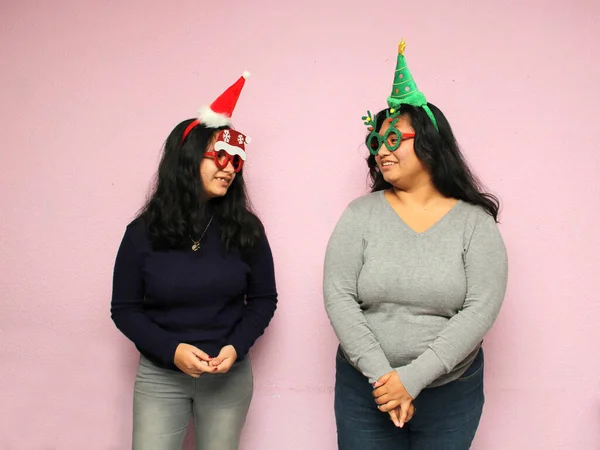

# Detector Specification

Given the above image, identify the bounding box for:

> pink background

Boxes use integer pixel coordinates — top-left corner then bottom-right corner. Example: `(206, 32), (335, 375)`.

(1, 0), (599, 449)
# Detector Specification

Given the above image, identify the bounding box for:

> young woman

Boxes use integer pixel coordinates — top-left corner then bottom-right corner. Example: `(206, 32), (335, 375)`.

(324, 41), (508, 450)
(111, 73), (277, 450)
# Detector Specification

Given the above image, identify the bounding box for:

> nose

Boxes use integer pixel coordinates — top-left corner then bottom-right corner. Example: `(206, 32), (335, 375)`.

(222, 161), (235, 173)
(376, 143), (391, 157)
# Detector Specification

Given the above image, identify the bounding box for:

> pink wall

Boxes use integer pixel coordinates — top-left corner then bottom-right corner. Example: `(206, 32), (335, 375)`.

(1, 0), (599, 448)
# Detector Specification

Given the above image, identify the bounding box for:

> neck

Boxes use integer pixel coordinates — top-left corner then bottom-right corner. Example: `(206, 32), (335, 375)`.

(391, 178), (444, 207)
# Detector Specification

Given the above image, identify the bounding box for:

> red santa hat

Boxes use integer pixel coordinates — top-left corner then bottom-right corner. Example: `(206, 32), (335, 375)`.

(182, 71), (251, 142)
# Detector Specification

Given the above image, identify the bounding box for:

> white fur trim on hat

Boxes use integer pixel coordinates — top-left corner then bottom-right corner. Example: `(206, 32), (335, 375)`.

(197, 105), (232, 127)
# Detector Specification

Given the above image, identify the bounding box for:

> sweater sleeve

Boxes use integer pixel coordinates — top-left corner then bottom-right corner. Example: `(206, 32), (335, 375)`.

(227, 231), (278, 358)
(324, 206), (394, 383)
(110, 226), (180, 366)
(395, 214), (508, 398)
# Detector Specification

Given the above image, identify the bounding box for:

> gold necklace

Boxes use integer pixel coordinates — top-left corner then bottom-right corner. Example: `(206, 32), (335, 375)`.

(189, 215), (214, 251)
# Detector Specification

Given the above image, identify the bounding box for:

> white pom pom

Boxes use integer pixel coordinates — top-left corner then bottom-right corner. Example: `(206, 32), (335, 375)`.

(242, 71), (251, 79)
(245, 136), (252, 144)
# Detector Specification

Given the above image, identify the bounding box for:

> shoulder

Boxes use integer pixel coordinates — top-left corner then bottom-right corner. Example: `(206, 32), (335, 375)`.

(246, 211), (265, 234)
(454, 202), (504, 249)
(456, 201), (495, 227)
(125, 216), (147, 235)
(122, 217), (151, 248)
(237, 210), (270, 256)
(346, 191), (384, 217)
(328, 192), (384, 238)
(241, 222), (274, 266)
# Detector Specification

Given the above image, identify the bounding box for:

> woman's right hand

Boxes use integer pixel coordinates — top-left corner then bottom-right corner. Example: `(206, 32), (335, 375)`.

(173, 343), (213, 378)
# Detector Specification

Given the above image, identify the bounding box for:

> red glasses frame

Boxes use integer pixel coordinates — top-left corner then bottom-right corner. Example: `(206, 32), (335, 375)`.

(204, 150), (244, 173)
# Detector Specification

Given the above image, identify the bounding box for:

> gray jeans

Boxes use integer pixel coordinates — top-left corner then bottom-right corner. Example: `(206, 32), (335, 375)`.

(132, 355), (253, 450)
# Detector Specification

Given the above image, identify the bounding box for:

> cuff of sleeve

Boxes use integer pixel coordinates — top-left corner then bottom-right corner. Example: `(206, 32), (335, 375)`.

(395, 349), (447, 399)
(354, 352), (394, 385)
(368, 363), (395, 386)
(228, 336), (249, 360)
(159, 340), (181, 367)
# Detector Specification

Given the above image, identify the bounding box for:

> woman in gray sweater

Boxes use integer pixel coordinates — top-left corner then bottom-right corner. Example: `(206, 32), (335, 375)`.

(323, 41), (508, 450)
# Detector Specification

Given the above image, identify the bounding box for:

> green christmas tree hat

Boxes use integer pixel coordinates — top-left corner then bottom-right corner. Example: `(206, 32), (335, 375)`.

(388, 39), (438, 129)
(363, 39), (439, 132)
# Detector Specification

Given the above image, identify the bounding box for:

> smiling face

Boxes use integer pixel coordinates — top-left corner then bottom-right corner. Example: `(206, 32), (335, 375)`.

(375, 115), (430, 190)
(200, 133), (237, 198)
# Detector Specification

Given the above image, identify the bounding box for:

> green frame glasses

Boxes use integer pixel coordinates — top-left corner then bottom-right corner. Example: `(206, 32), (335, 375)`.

(362, 110), (415, 156)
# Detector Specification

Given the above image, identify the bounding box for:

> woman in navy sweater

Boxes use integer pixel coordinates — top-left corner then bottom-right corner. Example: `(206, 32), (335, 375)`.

(111, 73), (277, 450)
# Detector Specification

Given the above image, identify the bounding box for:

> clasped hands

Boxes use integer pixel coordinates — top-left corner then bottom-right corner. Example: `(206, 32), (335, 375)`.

(372, 370), (415, 428)
(174, 343), (237, 378)
(174, 344), (415, 427)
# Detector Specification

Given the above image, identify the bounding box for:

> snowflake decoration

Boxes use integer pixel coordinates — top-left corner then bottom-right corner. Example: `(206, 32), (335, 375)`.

(223, 130), (231, 143)
(237, 134), (245, 145)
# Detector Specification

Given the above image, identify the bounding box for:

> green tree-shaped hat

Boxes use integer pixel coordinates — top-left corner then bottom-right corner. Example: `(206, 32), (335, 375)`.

(363, 39), (438, 135)
(387, 39), (438, 129)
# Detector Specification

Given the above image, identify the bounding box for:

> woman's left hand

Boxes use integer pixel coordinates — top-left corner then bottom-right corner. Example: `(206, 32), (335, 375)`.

(209, 345), (238, 373)
(389, 403), (415, 428)
(373, 371), (414, 424)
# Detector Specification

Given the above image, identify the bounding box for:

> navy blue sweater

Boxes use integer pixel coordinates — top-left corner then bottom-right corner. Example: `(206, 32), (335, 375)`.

(111, 219), (278, 371)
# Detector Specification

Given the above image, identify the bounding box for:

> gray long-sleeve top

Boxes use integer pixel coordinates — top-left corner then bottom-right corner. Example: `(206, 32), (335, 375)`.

(323, 191), (508, 398)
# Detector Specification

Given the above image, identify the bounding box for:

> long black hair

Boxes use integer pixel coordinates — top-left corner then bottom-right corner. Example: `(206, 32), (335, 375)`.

(137, 119), (263, 251)
(367, 103), (500, 221)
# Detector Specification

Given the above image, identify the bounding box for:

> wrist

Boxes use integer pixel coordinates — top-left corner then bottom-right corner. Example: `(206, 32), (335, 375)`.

(226, 344), (238, 358)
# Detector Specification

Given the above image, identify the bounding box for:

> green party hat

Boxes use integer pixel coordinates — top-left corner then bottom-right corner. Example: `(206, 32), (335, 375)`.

(386, 39), (438, 130)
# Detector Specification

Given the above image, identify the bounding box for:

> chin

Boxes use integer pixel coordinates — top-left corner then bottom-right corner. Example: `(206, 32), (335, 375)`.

(212, 189), (229, 198)
(382, 174), (398, 184)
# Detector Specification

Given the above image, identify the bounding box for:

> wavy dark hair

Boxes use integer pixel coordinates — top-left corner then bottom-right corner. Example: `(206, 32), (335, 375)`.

(367, 104), (500, 221)
(137, 119), (263, 251)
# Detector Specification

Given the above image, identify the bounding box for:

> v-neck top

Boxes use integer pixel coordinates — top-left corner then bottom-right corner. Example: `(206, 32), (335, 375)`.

(323, 191), (508, 398)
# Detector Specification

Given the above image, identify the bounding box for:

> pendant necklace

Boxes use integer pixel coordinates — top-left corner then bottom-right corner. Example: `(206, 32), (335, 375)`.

(189, 215), (214, 251)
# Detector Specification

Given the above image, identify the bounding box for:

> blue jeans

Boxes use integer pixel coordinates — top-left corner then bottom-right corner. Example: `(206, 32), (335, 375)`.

(334, 347), (485, 450)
